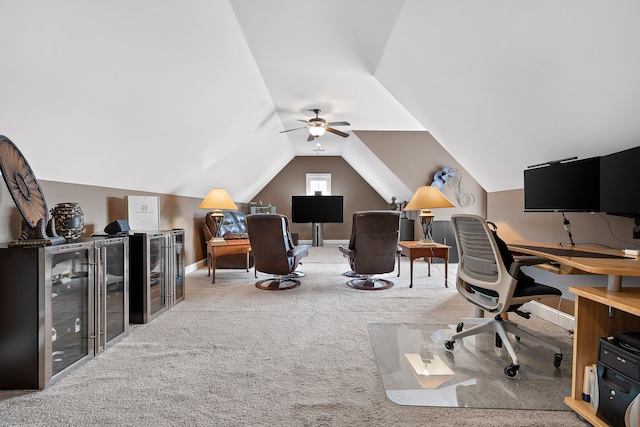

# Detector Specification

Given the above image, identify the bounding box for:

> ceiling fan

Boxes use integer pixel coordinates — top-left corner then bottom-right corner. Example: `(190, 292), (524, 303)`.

(280, 109), (350, 142)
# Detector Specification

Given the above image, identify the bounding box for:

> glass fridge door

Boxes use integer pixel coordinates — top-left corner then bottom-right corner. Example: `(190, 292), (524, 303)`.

(95, 237), (129, 353)
(173, 230), (185, 303)
(148, 234), (167, 317)
(49, 242), (93, 377)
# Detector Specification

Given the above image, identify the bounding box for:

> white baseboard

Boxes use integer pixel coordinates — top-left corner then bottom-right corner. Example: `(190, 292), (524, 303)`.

(298, 240), (349, 246)
(521, 300), (575, 331)
(186, 260), (205, 275)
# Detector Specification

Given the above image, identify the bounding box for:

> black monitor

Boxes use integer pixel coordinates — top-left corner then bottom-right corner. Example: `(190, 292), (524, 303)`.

(291, 195), (343, 223)
(524, 157), (600, 212)
(600, 145), (640, 218)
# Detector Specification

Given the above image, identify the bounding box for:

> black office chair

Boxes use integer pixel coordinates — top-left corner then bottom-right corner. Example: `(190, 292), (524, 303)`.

(247, 213), (309, 290)
(444, 214), (563, 378)
(339, 210), (400, 290)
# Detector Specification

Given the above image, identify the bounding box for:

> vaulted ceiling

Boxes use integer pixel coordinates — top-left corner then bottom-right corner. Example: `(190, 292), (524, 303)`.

(2, 1), (639, 203)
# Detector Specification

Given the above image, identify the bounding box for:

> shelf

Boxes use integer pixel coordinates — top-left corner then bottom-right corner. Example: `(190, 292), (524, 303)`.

(568, 286), (640, 425)
(564, 398), (606, 427)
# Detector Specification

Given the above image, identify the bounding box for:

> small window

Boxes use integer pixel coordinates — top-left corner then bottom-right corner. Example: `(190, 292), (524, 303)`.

(306, 173), (331, 195)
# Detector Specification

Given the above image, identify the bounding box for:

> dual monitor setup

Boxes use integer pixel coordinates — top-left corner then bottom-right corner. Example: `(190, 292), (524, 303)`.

(524, 145), (640, 238)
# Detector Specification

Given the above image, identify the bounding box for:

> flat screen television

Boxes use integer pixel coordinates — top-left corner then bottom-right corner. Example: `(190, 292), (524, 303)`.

(600, 145), (640, 218)
(291, 195), (343, 223)
(523, 157), (600, 212)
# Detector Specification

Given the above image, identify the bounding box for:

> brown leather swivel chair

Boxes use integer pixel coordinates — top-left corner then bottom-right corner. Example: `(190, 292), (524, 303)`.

(339, 210), (400, 290)
(246, 213), (309, 290)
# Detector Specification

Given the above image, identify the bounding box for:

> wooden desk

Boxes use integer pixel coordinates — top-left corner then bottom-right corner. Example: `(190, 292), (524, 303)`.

(506, 241), (640, 425)
(508, 241), (640, 292)
(398, 241), (450, 288)
(206, 239), (251, 284)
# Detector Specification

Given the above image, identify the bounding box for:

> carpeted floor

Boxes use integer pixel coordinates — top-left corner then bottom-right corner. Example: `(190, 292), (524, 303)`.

(0, 246), (587, 426)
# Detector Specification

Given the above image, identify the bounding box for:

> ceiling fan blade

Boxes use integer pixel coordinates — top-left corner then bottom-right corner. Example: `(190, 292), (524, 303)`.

(279, 126), (307, 133)
(297, 119), (310, 124)
(325, 127), (349, 138)
(326, 121), (350, 127)
(307, 133), (316, 142)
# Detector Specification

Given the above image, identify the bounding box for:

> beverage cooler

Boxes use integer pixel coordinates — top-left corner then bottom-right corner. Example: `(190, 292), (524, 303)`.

(129, 229), (184, 324)
(0, 237), (129, 389)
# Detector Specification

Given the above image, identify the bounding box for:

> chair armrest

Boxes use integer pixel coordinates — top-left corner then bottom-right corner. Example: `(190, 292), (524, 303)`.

(338, 245), (353, 257)
(509, 255), (551, 277)
(289, 245), (309, 259)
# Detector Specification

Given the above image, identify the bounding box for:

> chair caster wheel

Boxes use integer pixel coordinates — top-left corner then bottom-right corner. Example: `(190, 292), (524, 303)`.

(444, 340), (455, 351)
(456, 322), (463, 333)
(504, 364), (519, 378)
(554, 353), (563, 368)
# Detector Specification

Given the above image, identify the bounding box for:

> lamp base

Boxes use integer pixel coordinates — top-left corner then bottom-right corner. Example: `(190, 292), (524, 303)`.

(209, 237), (226, 244)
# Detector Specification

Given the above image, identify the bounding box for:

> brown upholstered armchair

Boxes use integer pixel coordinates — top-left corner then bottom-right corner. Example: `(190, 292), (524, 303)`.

(202, 211), (254, 269)
(339, 210), (400, 290)
(246, 213), (309, 290)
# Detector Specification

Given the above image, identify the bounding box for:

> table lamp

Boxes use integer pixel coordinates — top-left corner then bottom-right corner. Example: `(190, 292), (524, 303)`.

(404, 185), (454, 243)
(199, 188), (238, 243)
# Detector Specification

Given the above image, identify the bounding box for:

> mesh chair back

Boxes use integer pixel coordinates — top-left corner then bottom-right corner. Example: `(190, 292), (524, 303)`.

(451, 214), (517, 314)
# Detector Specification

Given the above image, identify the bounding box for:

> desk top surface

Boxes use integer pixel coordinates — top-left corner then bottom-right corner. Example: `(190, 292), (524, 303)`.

(508, 241), (640, 277)
(399, 241), (450, 250)
(207, 239), (251, 247)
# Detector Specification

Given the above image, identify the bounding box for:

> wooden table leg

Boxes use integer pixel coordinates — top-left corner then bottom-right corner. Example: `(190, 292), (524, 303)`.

(409, 257), (415, 288)
(211, 257), (216, 284)
(207, 253), (211, 277)
(427, 257), (431, 276)
(444, 256), (448, 287)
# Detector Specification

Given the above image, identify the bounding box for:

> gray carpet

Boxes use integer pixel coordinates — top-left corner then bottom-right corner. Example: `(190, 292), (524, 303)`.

(0, 246), (587, 426)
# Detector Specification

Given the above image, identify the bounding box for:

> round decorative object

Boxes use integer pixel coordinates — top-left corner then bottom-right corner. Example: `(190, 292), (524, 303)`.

(51, 202), (85, 240)
(0, 136), (48, 229)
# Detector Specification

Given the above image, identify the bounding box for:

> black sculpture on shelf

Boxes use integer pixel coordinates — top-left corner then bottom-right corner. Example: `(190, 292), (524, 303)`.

(0, 135), (65, 246)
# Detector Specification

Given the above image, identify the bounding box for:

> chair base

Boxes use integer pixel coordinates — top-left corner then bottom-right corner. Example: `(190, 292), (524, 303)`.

(347, 277), (394, 290)
(447, 316), (562, 375)
(343, 270), (366, 278)
(255, 276), (301, 290)
(289, 271), (305, 278)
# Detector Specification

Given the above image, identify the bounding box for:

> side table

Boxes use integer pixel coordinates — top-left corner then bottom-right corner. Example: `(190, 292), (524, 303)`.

(398, 241), (450, 288)
(206, 239), (252, 284)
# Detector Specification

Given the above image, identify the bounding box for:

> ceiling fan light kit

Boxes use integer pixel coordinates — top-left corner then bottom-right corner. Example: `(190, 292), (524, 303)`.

(309, 124), (326, 137)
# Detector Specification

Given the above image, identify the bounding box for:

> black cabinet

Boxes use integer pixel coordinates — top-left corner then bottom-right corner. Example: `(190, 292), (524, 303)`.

(0, 237), (129, 389)
(400, 218), (414, 241)
(129, 229), (185, 324)
(432, 220), (458, 263)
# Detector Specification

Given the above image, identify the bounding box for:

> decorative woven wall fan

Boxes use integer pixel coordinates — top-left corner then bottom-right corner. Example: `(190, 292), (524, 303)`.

(0, 135), (64, 246)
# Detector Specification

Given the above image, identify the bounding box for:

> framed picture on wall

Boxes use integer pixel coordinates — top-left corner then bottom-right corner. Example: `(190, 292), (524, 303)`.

(126, 195), (159, 231)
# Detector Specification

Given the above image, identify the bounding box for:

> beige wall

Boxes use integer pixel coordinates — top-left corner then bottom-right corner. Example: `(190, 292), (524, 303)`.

(0, 181), (208, 267)
(355, 131), (486, 237)
(487, 189), (638, 248)
(252, 156), (388, 241)
(487, 188), (640, 304)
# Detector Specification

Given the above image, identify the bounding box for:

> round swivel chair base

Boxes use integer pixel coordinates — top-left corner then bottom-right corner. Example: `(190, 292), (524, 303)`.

(256, 277), (301, 291)
(347, 277), (394, 290)
(289, 271), (305, 278)
(343, 270), (366, 278)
